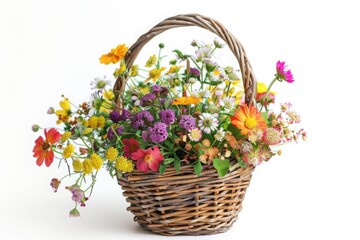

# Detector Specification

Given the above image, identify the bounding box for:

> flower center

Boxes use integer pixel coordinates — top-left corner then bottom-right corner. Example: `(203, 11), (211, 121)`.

(144, 154), (153, 163)
(42, 142), (51, 151)
(244, 117), (257, 129)
(202, 118), (212, 127)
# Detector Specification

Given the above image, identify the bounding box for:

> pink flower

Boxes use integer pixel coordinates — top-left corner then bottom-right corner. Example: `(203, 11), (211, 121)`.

(276, 61), (294, 83)
(122, 138), (140, 158)
(131, 146), (164, 172)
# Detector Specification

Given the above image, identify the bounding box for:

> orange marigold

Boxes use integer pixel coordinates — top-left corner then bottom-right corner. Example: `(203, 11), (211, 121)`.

(230, 104), (267, 135)
(99, 44), (128, 64)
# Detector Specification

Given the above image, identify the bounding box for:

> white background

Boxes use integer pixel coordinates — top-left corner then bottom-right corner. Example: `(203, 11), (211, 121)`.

(1, 0), (359, 239)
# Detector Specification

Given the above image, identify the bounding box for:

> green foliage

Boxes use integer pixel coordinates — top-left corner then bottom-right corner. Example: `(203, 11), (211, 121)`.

(213, 158), (230, 177)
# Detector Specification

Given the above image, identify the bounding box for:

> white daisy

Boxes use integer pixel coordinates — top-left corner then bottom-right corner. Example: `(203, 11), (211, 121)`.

(214, 128), (225, 141)
(198, 113), (219, 134)
(219, 97), (236, 111)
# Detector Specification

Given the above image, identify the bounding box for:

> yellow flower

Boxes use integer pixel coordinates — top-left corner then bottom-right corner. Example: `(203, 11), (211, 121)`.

(257, 82), (276, 94)
(97, 116), (105, 128)
(55, 98), (71, 124)
(145, 67), (166, 82)
(115, 156), (134, 173)
(99, 44), (128, 64)
(72, 159), (83, 172)
(166, 65), (182, 74)
(114, 60), (127, 76)
(63, 144), (74, 159)
(90, 153), (103, 170)
(145, 54), (157, 67)
(61, 131), (72, 142)
(88, 116), (98, 129)
(130, 65), (139, 76)
(103, 90), (114, 100)
(82, 127), (93, 135)
(172, 96), (202, 105)
(106, 147), (118, 162)
(82, 158), (93, 175)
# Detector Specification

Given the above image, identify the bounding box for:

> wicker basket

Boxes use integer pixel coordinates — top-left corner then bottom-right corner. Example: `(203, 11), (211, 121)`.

(115, 14), (257, 236)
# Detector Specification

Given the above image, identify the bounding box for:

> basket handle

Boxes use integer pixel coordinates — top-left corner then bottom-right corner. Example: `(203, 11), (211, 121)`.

(113, 13), (257, 106)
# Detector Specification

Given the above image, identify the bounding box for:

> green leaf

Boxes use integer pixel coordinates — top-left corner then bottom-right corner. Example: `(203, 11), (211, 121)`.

(193, 161), (202, 176)
(237, 157), (247, 167)
(262, 112), (270, 125)
(174, 158), (181, 173)
(173, 49), (188, 60)
(159, 165), (167, 175)
(213, 158), (230, 177)
(227, 123), (242, 139)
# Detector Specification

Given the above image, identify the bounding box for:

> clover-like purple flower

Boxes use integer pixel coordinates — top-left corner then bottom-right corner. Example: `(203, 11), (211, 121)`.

(179, 115), (196, 130)
(148, 122), (168, 143)
(159, 109), (175, 125)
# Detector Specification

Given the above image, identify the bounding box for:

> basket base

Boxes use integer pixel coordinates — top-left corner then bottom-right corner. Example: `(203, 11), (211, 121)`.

(118, 165), (254, 236)
(137, 214), (240, 236)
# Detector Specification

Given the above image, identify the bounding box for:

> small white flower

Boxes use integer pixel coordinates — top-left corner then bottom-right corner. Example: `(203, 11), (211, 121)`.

(219, 97), (236, 111)
(198, 113), (219, 134)
(194, 90), (211, 99)
(91, 76), (111, 90)
(131, 96), (140, 106)
(214, 128), (225, 141)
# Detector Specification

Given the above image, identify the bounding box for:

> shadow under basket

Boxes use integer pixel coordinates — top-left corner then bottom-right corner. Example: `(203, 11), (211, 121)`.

(117, 164), (254, 236)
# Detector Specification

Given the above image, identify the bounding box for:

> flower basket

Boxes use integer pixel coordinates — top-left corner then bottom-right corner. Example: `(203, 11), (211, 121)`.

(115, 14), (256, 236)
(32, 12), (306, 237)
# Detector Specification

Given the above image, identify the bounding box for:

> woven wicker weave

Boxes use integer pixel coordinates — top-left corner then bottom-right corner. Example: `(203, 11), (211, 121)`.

(116, 14), (257, 236)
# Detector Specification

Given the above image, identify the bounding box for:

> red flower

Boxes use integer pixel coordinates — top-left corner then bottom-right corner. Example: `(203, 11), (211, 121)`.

(33, 128), (61, 167)
(122, 138), (140, 158)
(131, 146), (164, 172)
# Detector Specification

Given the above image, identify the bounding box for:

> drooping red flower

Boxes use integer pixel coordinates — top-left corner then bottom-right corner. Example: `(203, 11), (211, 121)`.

(122, 138), (140, 158)
(276, 61), (294, 83)
(131, 146), (164, 172)
(33, 128), (61, 167)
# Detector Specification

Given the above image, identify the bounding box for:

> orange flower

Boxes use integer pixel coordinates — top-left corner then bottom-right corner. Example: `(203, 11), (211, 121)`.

(230, 104), (267, 135)
(33, 128), (61, 167)
(99, 44), (128, 64)
(172, 96), (202, 105)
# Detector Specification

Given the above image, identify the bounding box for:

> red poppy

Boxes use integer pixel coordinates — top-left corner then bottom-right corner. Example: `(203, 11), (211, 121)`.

(33, 128), (61, 167)
(122, 138), (140, 158)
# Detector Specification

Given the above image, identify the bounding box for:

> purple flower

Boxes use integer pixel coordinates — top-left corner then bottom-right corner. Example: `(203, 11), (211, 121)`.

(189, 67), (200, 77)
(151, 84), (161, 93)
(148, 122), (168, 142)
(159, 109), (175, 125)
(107, 128), (115, 140)
(119, 109), (131, 121)
(116, 126), (124, 135)
(140, 93), (156, 106)
(142, 131), (149, 141)
(109, 110), (121, 123)
(179, 115), (196, 130)
(71, 188), (84, 203)
(131, 110), (154, 129)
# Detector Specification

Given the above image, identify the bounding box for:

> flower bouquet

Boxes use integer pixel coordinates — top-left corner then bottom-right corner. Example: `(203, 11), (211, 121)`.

(32, 14), (306, 236)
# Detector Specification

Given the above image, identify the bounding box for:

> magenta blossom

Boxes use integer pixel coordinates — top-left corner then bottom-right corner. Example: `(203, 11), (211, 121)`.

(276, 61), (294, 83)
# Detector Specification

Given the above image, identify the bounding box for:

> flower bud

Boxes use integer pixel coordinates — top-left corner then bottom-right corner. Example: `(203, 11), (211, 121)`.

(159, 43), (165, 48)
(47, 107), (55, 114)
(32, 124), (40, 132)
(69, 208), (80, 217)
